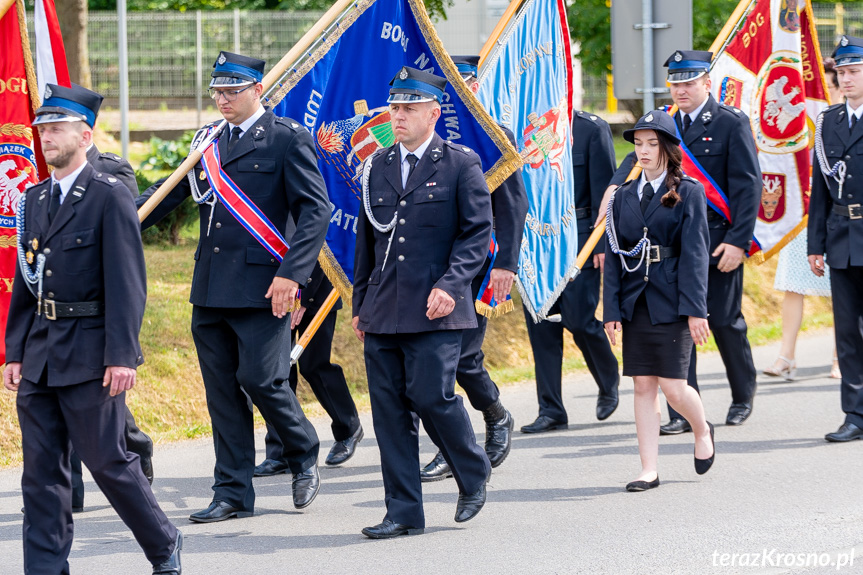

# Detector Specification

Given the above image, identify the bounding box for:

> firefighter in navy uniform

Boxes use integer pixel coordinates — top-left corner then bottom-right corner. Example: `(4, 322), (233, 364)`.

(137, 51), (330, 521)
(520, 109), (621, 434)
(4, 83), (181, 575)
(808, 35), (863, 443)
(352, 67), (493, 538)
(660, 50), (762, 434)
(419, 55), (528, 482)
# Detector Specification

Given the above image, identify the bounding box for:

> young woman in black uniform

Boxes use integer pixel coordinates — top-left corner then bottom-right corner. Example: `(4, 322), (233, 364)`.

(603, 111), (715, 491)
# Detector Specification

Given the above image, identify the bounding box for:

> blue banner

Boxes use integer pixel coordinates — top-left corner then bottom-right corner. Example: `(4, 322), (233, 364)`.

(269, 0), (521, 301)
(477, 0), (575, 320)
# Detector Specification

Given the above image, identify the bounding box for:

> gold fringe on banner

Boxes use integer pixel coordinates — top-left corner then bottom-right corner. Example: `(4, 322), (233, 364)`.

(317, 243), (353, 306)
(16, 0), (41, 114)
(475, 298), (514, 319)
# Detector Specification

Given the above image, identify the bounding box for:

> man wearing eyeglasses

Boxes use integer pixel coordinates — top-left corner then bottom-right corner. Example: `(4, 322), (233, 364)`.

(138, 51), (330, 523)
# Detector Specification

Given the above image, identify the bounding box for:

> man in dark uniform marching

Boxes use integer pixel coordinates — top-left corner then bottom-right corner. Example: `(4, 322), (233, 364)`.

(4, 83), (181, 575)
(138, 52), (330, 521)
(255, 261), (364, 474)
(353, 67), (493, 538)
(520, 109), (621, 434)
(419, 55), (528, 482)
(809, 35), (863, 442)
(660, 51), (762, 433)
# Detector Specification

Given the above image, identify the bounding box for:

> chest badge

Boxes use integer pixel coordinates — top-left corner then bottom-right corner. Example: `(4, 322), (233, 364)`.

(30, 237), (38, 251)
(199, 170), (208, 180)
(26, 251), (34, 264)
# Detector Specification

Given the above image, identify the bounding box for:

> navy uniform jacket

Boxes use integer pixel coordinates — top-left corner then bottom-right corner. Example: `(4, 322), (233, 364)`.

(573, 111), (616, 266)
(300, 262), (342, 313)
(353, 133), (493, 333)
(138, 110), (330, 307)
(489, 126), (528, 273)
(603, 176), (709, 324)
(5, 164), (146, 386)
(87, 145), (138, 196)
(808, 103), (863, 269)
(678, 95), (761, 262)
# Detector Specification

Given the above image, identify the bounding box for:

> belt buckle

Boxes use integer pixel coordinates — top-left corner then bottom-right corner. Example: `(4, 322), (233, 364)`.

(648, 245), (661, 263)
(43, 299), (57, 321)
(849, 204), (862, 220)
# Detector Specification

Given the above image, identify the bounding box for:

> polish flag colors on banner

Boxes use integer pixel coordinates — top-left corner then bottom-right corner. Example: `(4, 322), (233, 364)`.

(34, 0), (71, 95)
(710, 0), (830, 260)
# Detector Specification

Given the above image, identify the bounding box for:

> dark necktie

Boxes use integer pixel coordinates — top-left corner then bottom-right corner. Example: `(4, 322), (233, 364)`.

(683, 114), (692, 134)
(405, 153), (418, 188)
(852, 114), (858, 131)
(640, 182), (655, 214)
(227, 126), (242, 154)
(48, 183), (61, 224)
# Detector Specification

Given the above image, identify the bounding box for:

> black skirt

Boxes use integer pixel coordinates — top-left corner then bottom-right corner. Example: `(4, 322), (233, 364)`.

(621, 295), (693, 379)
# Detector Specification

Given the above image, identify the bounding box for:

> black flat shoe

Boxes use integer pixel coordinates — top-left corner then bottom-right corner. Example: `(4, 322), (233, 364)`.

(362, 519), (424, 539)
(152, 530), (182, 574)
(695, 422), (715, 475)
(189, 500), (252, 523)
(596, 394), (619, 421)
(292, 463), (320, 509)
(659, 418), (691, 435)
(253, 458), (291, 477)
(326, 426), (364, 466)
(625, 476), (660, 492)
(420, 451), (452, 483)
(520, 415), (567, 434)
(825, 422), (863, 442)
(455, 482), (487, 523)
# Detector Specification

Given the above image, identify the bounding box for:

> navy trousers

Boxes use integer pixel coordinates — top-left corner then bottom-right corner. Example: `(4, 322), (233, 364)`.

(830, 266), (863, 428)
(17, 375), (177, 574)
(192, 306), (319, 511)
(524, 266), (620, 423)
(364, 330), (490, 528)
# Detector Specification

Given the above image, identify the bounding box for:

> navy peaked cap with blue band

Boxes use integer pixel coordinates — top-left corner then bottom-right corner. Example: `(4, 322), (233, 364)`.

(664, 50), (713, 83)
(623, 110), (681, 146)
(33, 83), (103, 128)
(452, 55), (480, 79)
(210, 51), (265, 87)
(832, 35), (863, 67)
(388, 67), (448, 103)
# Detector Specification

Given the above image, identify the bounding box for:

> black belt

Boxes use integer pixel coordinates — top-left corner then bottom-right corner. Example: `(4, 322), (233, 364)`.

(575, 207), (592, 220)
(706, 210), (725, 222)
(833, 203), (862, 220)
(624, 245), (679, 263)
(39, 299), (104, 321)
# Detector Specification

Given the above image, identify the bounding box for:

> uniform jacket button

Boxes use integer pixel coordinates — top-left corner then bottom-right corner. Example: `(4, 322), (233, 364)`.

(400, 200), (406, 206)
(428, 193), (433, 199)
(398, 237), (405, 243)
(308, 277), (313, 283)
(76, 238), (82, 244)
(43, 248), (51, 255)
(214, 247), (220, 253)
(45, 270), (52, 277)
(397, 255), (405, 261)
(254, 164), (259, 169)
(399, 218), (405, 225)
(215, 222), (222, 229)
(309, 298), (315, 302)
(47, 291), (54, 298)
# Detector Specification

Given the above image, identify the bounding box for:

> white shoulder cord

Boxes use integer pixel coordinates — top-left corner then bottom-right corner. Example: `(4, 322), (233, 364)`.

(361, 150), (399, 271)
(15, 193), (46, 301)
(814, 111), (847, 199)
(188, 126), (217, 235)
(604, 188), (652, 276)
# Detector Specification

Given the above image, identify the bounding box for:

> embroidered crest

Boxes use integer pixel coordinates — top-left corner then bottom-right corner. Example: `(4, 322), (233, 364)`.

(44, 85), (52, 99)
(218, 52), (227, 65)
(674, 52), (683, 62)
(841, 36), (849, 47)
(645, 113), (654, 123)
(399, 68), (409, 81)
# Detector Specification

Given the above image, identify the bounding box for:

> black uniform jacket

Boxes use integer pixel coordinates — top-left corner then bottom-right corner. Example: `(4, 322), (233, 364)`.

(677, 95), (761, 261)
(5, 164), (147, 386)
(572, 111), (617, 266)
(353, 133), (493, 333)
(603, 176), (709, 325)
(808, 103), (863, 269)
(87, 145), (139, 196)
(138, 109), (330, 308)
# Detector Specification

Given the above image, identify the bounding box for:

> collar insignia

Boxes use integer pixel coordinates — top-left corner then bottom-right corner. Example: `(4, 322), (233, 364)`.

(702, 111), (712, 122)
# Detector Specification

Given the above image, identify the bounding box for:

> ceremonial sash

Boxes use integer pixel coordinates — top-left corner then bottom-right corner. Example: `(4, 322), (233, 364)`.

(474, 232), (514, 318)
(199, 140), (290, 262)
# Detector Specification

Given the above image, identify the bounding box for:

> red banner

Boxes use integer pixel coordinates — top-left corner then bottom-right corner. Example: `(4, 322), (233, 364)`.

(1, 1), (41, 363)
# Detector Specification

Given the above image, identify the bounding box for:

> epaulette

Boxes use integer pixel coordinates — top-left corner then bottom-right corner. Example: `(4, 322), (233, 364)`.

(93, 171), (123, 186)
(99, 152), (123, 164)
(718, 103), (744, 116)
(576, 110), (599, 122)
(27, 177), (51, 196)
(445, 140), (474, 155)
(682, 175), (699, 184)
(825, 102), (845, 113)
(274, 117), (301, 131)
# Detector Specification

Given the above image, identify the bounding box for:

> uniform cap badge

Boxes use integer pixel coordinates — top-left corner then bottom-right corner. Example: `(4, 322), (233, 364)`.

(674, 52), (683, 62)
(218, 52), (227, 65)
(399, 68), (409, 81)
(44, 85), (52, 99)
(841, 36), (850, 47)
(645, 113), (654, 123)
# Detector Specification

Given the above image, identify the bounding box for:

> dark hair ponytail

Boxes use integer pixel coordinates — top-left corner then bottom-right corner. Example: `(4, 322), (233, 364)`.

(657, 131), (683, 207)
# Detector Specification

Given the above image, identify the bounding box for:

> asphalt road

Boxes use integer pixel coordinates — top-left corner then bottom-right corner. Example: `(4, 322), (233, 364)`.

(1, 331), (861, 575)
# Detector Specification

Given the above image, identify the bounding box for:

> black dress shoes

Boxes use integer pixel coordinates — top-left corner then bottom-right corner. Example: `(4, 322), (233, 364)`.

(454, 482), (487, 523)
(362, 519), (424, 539)
(695, 422), (715, 475)
(726, 403), (753, 426)
(659, 418), (692, 435)
(625, 476), (660, 492)
(152, 530), (182, 574)
(253, 458), (290, 477)
(141, 456), (154, 485)
(520, 415), (567, 434)
(420, 451), (452, 482)
(292, 462), (320, 509)
(596, 394), (619, 421)
(189, 501), (252, 523)
(484, 409), (514, 467)
(326, 426), (364, 466)
(825, 422), (863, 442)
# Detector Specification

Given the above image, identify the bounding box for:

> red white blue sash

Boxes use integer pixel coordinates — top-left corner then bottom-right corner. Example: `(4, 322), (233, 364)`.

(200, 140), (289, 262)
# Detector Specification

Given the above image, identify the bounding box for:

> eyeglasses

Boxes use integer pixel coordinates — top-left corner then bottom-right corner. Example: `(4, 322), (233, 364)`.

(208, 85), (253, 102)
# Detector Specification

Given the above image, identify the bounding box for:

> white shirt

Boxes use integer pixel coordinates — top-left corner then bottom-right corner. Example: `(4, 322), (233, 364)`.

(399, 133), (434, 188)
(680, 97), (709, 128)
(846, 102), (863, 127)
(637, 170), (667, 202)
(51, 160), (88, 204)
(229, 104), (266, 140)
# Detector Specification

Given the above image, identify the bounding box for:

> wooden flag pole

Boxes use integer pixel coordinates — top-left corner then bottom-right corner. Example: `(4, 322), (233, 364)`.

(478, 0), (524, 66)
(289, 287), (340, 366)
(137, 0), (358, 222)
